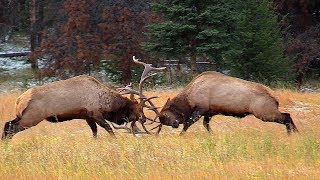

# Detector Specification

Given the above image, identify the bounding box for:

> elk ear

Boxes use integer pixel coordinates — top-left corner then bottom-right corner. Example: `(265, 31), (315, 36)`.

(163, 98), (171, 109)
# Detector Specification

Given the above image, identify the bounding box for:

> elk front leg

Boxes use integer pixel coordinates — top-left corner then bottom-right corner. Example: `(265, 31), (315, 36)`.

(180, 110), (202, 136)
(203, 115), (213, 132)
(85, 119), (97, 138)
(91, 113), (115, 137)
(131, 121), (141, 134)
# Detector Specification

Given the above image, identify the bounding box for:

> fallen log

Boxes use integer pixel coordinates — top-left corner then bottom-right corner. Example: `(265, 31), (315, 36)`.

(0, 52), (31, 58)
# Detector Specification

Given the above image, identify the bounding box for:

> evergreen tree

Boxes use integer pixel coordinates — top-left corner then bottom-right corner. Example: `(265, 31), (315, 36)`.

(225, 0), (290, 83)
(144, 0), (236, 75)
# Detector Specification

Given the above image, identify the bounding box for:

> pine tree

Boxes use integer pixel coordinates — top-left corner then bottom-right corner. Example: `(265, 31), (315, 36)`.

(144, 0), (235, 75)
(224, 0), (290, 83)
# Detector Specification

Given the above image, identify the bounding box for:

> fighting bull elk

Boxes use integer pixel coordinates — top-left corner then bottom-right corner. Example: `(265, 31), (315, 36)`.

(2, 57), (165, 140)
(159, 71), (299, 135)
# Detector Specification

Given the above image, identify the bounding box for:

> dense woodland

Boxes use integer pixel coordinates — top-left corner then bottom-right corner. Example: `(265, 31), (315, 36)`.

(0, 0), (320, 89)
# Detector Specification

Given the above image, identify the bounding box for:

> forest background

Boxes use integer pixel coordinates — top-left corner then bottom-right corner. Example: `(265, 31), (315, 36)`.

(1, 0), (320, 90)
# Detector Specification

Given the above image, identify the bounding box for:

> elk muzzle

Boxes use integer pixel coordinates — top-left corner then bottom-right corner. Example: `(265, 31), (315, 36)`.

(172, 119), (180, 128)
(159, 115), (180, 128)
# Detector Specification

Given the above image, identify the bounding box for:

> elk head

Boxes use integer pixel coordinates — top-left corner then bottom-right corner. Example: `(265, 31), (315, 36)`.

(158, 98), (184, 128)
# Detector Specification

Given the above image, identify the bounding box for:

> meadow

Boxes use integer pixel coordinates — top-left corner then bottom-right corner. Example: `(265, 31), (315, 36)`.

(0, 89), (319, 179)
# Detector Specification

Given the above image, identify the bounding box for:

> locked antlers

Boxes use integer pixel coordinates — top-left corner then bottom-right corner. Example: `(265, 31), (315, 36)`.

(118, 56), (166, 134)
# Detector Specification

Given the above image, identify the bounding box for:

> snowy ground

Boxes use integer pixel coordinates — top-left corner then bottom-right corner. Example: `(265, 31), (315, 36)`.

(0, 34), (33, 93)
(0, 33), (31, 70)
(0, 34), (112, 93)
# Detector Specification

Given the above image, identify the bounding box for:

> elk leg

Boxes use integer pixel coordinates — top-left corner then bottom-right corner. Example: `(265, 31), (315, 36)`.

(203, 115), (212, 132)
(93, 117), (115, 137)
(85, 119), (97, 138)
(255, 111), (298, 135)
(180, 110), (202, 136)
(131, 121), (143, 134)
(130, 121), (150, 135)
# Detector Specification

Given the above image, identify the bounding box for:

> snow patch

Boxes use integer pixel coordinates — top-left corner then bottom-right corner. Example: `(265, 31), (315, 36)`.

(285, 101), (312, 112)
(0, 35), (30, 71)
(0, 57), (30, 70)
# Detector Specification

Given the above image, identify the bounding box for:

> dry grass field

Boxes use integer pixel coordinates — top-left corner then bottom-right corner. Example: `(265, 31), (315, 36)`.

(0, 89), (320, 179)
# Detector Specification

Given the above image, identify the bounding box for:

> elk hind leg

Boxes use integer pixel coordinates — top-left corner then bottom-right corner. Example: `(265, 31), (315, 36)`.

(254, 111), (298, 135)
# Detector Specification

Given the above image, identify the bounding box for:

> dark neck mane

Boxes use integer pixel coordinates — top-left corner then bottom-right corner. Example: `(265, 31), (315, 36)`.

(168, 95), (192, 119)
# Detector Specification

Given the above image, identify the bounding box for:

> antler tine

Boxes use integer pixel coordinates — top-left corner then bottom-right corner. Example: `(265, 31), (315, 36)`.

(132, 56), (166, 95)
(140, 96), (159, 103)
(145, 106), (162, 111)
(149, 124), (163, 135)
(118, 83), (140, 95)
(141, 95), (162, 124)
(111, 122), (132, 133)
(133, 56), (166, 73)
(145, 116), (160, 123)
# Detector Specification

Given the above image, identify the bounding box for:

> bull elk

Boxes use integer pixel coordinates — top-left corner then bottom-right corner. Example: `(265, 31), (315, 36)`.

(159, 71), (299, 135)
(2, 57), (165, 140)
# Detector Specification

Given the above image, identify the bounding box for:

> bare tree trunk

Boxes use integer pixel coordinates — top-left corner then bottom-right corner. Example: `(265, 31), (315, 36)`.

(122, 58), (132, 85)
(190, 48), (198, 76)
(29, 0), (38, 69)
(295, 71), (303, 91)
(36, 0), (44, 47)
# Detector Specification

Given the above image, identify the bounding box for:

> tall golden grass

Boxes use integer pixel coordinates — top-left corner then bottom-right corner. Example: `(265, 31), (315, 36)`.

(0, 89), (319, 179)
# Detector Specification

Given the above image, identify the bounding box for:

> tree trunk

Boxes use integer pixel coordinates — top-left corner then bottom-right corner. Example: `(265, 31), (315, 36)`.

(190, 48), (198, 76)
(295, 71), (303, 91)
(122, 59), (132, 85)
(36, 0), (44, 47)
(29, 0), (38, 69)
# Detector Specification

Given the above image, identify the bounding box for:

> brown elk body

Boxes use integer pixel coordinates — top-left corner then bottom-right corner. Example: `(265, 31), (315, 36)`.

(159, 71), (298, 135)
(2, 75), (144, 139)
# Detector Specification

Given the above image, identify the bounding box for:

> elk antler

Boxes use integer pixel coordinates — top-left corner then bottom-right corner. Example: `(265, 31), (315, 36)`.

(111, 122), (132, 133)
(117, 83), (140, 96)
(116, 56), (166, 135)
(132, 56), (166, 133)
(111, 121), (149, 134)
(133, 56), (166, 96)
